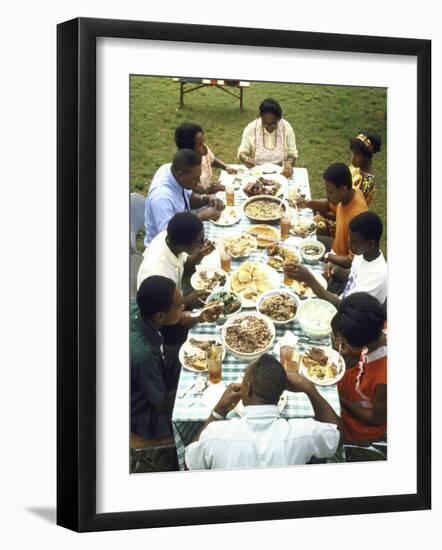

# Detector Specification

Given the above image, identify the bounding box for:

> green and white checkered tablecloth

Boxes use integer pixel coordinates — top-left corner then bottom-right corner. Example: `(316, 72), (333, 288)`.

(172, 167), (341, 469)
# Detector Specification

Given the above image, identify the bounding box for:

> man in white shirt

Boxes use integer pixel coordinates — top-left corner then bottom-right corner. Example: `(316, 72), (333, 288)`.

(284, 211), (387, 307)
(185, 354), (342, 470)
(138, 212), (216, 310)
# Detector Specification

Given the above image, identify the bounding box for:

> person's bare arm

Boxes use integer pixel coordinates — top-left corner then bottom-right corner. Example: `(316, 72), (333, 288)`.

(287, 372), (343, 441)
(326, 253), (353, 269)
(192, 384), (242, 442)
(283, 263), (341, 307)
(297, 197), (330, 213)
(340, 384), (387, 427)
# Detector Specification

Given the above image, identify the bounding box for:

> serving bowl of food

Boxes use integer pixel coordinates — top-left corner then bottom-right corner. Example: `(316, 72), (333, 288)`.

(221, 232), (258, 258)
(222, 312), (276, 359)
(256, 289), (300, 325)
(179, 336), (226, 373)
(228, 261), (280, 307)
(246, 224), (279, 248)
(299, 239), (326, 264)
(243, 195), (287, 223)
(206, 289), (242, 319)
(297, 298), (337, 339)
(299, 346), (346, 386)
(190, 268), (228, 291)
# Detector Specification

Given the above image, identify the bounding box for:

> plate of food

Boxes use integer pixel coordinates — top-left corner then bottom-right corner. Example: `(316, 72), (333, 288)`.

(249, 163), (282, 177)
(299, 346), (346, 386)
(292, 273), (328, 298)
(266, 242), (300, 271)
(257, 290), (300, 325)
(222, 312), (276, 359)
(243, 195), (287, 223)
(211, 206), (241, 226)
(228, 261), (280, 307)
(246, 224), (280, 247)
(242, 174), (287, 198)
(222, 232), (258, 258)
(291, 218), (317, 238)
(190, 268), (228, 291)
(235, 390), (288, 416)
(179, 336), (226, 373)
(205, 290), (242, 318)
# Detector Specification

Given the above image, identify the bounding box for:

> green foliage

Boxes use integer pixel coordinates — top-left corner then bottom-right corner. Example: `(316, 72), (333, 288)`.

(130, 77), (387, 254)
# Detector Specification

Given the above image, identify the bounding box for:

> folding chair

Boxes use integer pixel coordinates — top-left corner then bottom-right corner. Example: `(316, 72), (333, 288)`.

(130, 192), (146, 253)
(130, 433), (179, 473)
(343, 436), (387, 462)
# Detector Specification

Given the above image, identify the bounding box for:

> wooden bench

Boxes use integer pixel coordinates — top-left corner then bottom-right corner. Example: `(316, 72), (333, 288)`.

(172, 78), (250, 111)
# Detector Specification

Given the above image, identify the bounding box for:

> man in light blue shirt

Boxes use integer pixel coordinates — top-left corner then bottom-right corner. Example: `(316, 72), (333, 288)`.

(144, 149), (225, 246)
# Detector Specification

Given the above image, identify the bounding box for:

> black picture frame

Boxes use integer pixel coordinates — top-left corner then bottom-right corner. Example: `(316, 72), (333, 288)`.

(57, 17), (431, 532)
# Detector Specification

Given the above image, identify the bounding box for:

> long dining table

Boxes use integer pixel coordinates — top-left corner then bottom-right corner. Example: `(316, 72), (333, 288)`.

(172, 166), (341, 470)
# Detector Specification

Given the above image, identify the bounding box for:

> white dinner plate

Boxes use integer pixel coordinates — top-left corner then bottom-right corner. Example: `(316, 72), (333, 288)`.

(299, 346), (346, 386)
(190, 268), (228, 291)
(211, 206), (241, 227)
(248, 163), (283, 177)
(179, 335), (226, 373)
(226, 263), (281, 307)
(292, 273), (328, 299)
(241, 173), (288, 198)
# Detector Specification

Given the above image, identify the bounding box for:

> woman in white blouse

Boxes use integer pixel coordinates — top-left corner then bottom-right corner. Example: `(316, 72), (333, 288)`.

(237, 97), (298, 177)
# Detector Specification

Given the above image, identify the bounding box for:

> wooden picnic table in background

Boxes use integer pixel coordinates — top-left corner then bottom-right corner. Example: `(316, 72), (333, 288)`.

(173, 78), (250, 111)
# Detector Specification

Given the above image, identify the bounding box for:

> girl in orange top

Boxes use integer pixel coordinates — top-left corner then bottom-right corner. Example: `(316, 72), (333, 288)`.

(332, 292), (387, 443)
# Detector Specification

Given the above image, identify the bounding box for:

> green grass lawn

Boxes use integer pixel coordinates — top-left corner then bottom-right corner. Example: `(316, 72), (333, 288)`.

(130, 76), (387, 253)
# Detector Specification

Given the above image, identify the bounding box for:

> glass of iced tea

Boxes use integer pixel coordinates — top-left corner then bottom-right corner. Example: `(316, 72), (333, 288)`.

(207, 344), (223, 384)
(280, 346), (299, 373)
(225, 182), (235, 206)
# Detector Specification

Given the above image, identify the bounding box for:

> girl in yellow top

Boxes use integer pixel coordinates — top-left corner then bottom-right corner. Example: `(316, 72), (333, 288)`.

(349, 132), (382, 206)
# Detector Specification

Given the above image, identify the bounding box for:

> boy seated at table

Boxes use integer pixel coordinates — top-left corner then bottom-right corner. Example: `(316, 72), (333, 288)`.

(144, 149), (225, 246)
(316, 132), (382, 233)
(131, 276), (184, 440)
(296, 162), (368, 259)
(138, 212), (224, 348)
(283, 211), (387, 307)
(332, 293), (387, 444)
(185, 355), (342, 470)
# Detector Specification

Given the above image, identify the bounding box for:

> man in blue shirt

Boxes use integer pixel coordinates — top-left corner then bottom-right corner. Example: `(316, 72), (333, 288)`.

(144, 149), (225, 245)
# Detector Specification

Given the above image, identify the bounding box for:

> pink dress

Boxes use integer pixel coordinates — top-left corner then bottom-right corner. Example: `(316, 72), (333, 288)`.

(199, 145), (215, 189)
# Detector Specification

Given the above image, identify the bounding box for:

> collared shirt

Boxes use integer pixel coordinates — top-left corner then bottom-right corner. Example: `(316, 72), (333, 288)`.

(130, 303), (171, 439)
(237, 118), (298, 162)
(185, 404), (340, 470)
(144, 163), (193, 245)
(137, 230), (187, 290)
